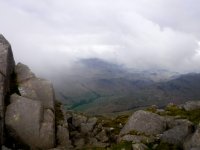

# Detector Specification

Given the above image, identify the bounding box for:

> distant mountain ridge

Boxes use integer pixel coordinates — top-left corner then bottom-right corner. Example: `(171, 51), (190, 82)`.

(52, 58), (200, 114)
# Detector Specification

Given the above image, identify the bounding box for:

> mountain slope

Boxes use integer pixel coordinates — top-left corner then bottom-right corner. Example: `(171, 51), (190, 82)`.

(52, 58), (200, 114)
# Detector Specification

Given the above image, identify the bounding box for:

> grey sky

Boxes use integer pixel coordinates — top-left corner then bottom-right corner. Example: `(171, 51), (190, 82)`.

(1, 0), (200, 75)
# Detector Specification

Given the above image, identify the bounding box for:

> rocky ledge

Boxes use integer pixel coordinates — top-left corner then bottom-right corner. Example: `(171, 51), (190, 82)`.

(1, 35), (200, 150)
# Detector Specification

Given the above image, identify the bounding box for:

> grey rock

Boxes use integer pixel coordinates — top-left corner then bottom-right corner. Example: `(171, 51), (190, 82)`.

(120, 110), (166, 136)
(0, 34), (15, 145)
(5, 94), (55, 149)
(80, 117), (97, 133)
(74, 138), (85, 148)
(72, 114), (87, 128)
(96, 129), (109, 142)
(44, 109), (55, 122)
(132, 143), (148, 150)
(15, 63), (35, 83)
(39, 122), (55, 149)
(183, 101), (200, 111)
(18, 77), (55, 110)
(184, 127), (200, 150)
(166, 118), (193, 129)
(5, 94), (42, 149)
(161, 124), (193, 145)
(88, 138), (109, 148)
(57, 125), (71, 146)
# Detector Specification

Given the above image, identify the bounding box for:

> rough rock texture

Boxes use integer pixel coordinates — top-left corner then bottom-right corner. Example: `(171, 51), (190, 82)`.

(5, 94), (43, 148)
(0, 34), (15, 145)
(120, 110), (166, 136)
(161, 124), (193, 145)
(182, 101), (200, 111)
(15, 63), (35, 83)
(184, 127), (200, 150)
(16, 63), (55, 110)
(5, 63), (56, 149)
(80, 117), (97, 133)
(57, 125), (70, 146)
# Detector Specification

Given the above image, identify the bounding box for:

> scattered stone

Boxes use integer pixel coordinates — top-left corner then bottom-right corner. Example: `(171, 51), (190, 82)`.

(96, 129), (109, 142)
(80, 117), (97, 134)
(72, 114), (87, 128)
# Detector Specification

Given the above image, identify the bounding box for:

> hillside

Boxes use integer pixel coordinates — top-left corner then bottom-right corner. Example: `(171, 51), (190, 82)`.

(51, 58), (200, 114)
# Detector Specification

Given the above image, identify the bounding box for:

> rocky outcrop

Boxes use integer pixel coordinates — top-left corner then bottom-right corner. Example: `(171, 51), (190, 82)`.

(5, 63), (55, 149)
(0, 35), (15, 146)
(0, 35), (57, 149)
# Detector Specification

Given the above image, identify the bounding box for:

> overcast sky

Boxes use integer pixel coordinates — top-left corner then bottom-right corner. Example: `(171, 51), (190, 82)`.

(1, 0), (200, 75)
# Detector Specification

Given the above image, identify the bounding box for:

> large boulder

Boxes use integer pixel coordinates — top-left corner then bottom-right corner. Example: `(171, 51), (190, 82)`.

(0, 34), (15, 145)
(120, 110), (166, 136)
(182, 101), (200, 111)
(5, 63), (56, 149)
(16, 63), (55, 110)
(6, 94), (42, 148)
(161, 124), (193, 145)
(5, 94), (55, 149)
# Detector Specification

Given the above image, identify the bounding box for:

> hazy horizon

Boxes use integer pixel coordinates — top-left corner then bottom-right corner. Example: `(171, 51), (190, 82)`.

(1, 0), (200, 77)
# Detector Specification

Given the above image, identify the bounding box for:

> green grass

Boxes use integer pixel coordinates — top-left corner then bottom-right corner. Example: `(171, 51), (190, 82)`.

(111, 141), (132, 150)
(146, 104), (200, 125)
(81, 141), (132, 150)
(55, 100), (64, 125)
(146, 142), (181, 150)
(97, 114), (129, 135)
(163, 104), (200, 124)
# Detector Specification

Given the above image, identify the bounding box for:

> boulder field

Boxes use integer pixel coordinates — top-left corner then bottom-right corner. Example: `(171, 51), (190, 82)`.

(1, 35), (200, 150)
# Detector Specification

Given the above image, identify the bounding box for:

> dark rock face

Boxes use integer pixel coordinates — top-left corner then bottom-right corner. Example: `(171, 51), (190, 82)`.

(0, 34), (15, 146)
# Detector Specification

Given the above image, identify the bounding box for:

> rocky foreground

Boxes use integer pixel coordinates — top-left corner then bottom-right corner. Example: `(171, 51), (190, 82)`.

(1, 35), (200, 150)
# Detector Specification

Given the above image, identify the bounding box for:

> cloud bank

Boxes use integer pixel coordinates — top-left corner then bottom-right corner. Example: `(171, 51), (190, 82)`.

(1, 0), (200, 76)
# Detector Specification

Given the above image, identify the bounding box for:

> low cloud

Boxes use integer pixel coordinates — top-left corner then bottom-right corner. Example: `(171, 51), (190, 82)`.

(1, 0), (200, 77)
